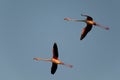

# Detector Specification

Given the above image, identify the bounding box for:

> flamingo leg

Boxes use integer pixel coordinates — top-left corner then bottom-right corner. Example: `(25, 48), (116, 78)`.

(61, 63), (73, 68)
(95, 23), (110, 30)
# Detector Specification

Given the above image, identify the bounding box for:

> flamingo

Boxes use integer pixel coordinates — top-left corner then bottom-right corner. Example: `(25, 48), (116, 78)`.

(64, 14), (110, 40)
(33, 43), (73, 75)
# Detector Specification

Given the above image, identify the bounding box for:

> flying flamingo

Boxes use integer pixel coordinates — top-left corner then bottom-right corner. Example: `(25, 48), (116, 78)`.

(64, 14), (110, 40)
(33, 43), (73, 75)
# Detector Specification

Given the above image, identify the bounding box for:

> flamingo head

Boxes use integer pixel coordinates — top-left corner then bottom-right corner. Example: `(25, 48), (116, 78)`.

(64, 17), (72, 21)
(33, 58), (42, 61)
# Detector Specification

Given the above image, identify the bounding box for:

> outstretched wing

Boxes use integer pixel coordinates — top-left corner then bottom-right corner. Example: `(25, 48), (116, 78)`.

(80, 24), (92, 40)
(81, 14), (93, 21)
(51, 63), (58, 75)
(53, 43), (58, 59)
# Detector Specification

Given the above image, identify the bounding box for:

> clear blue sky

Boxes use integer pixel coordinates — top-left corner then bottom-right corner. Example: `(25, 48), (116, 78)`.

(0, 0), (120, 80)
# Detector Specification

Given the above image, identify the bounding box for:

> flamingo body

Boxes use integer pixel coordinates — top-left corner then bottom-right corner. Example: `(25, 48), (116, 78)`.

(64, 14), (109, 40)
(33, 43), (72, 75)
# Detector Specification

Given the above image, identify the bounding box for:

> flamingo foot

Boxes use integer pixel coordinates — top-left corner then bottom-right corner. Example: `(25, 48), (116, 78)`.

(105, 27), (110, 30)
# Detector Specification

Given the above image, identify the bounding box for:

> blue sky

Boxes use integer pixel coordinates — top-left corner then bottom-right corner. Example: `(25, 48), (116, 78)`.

(0, 0), (120, 80)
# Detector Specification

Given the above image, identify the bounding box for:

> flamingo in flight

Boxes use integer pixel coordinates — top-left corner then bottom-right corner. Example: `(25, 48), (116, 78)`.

(33, 43), (73, 75)
(64, 14), (110, 40)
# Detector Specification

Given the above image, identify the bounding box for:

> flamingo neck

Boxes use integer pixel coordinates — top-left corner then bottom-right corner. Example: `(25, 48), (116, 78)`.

(34, 57), (51, 62)
(41, 58), (51, 62)
(71, 19), (86, 22)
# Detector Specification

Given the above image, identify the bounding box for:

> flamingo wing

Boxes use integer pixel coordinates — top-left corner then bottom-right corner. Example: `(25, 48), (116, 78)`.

(51, 63), (58, 74)
(86, 16), (93, 21)
(53, 43), (59, 58)
(80, 24), (92, 40)
(81, 14), (93, 21)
